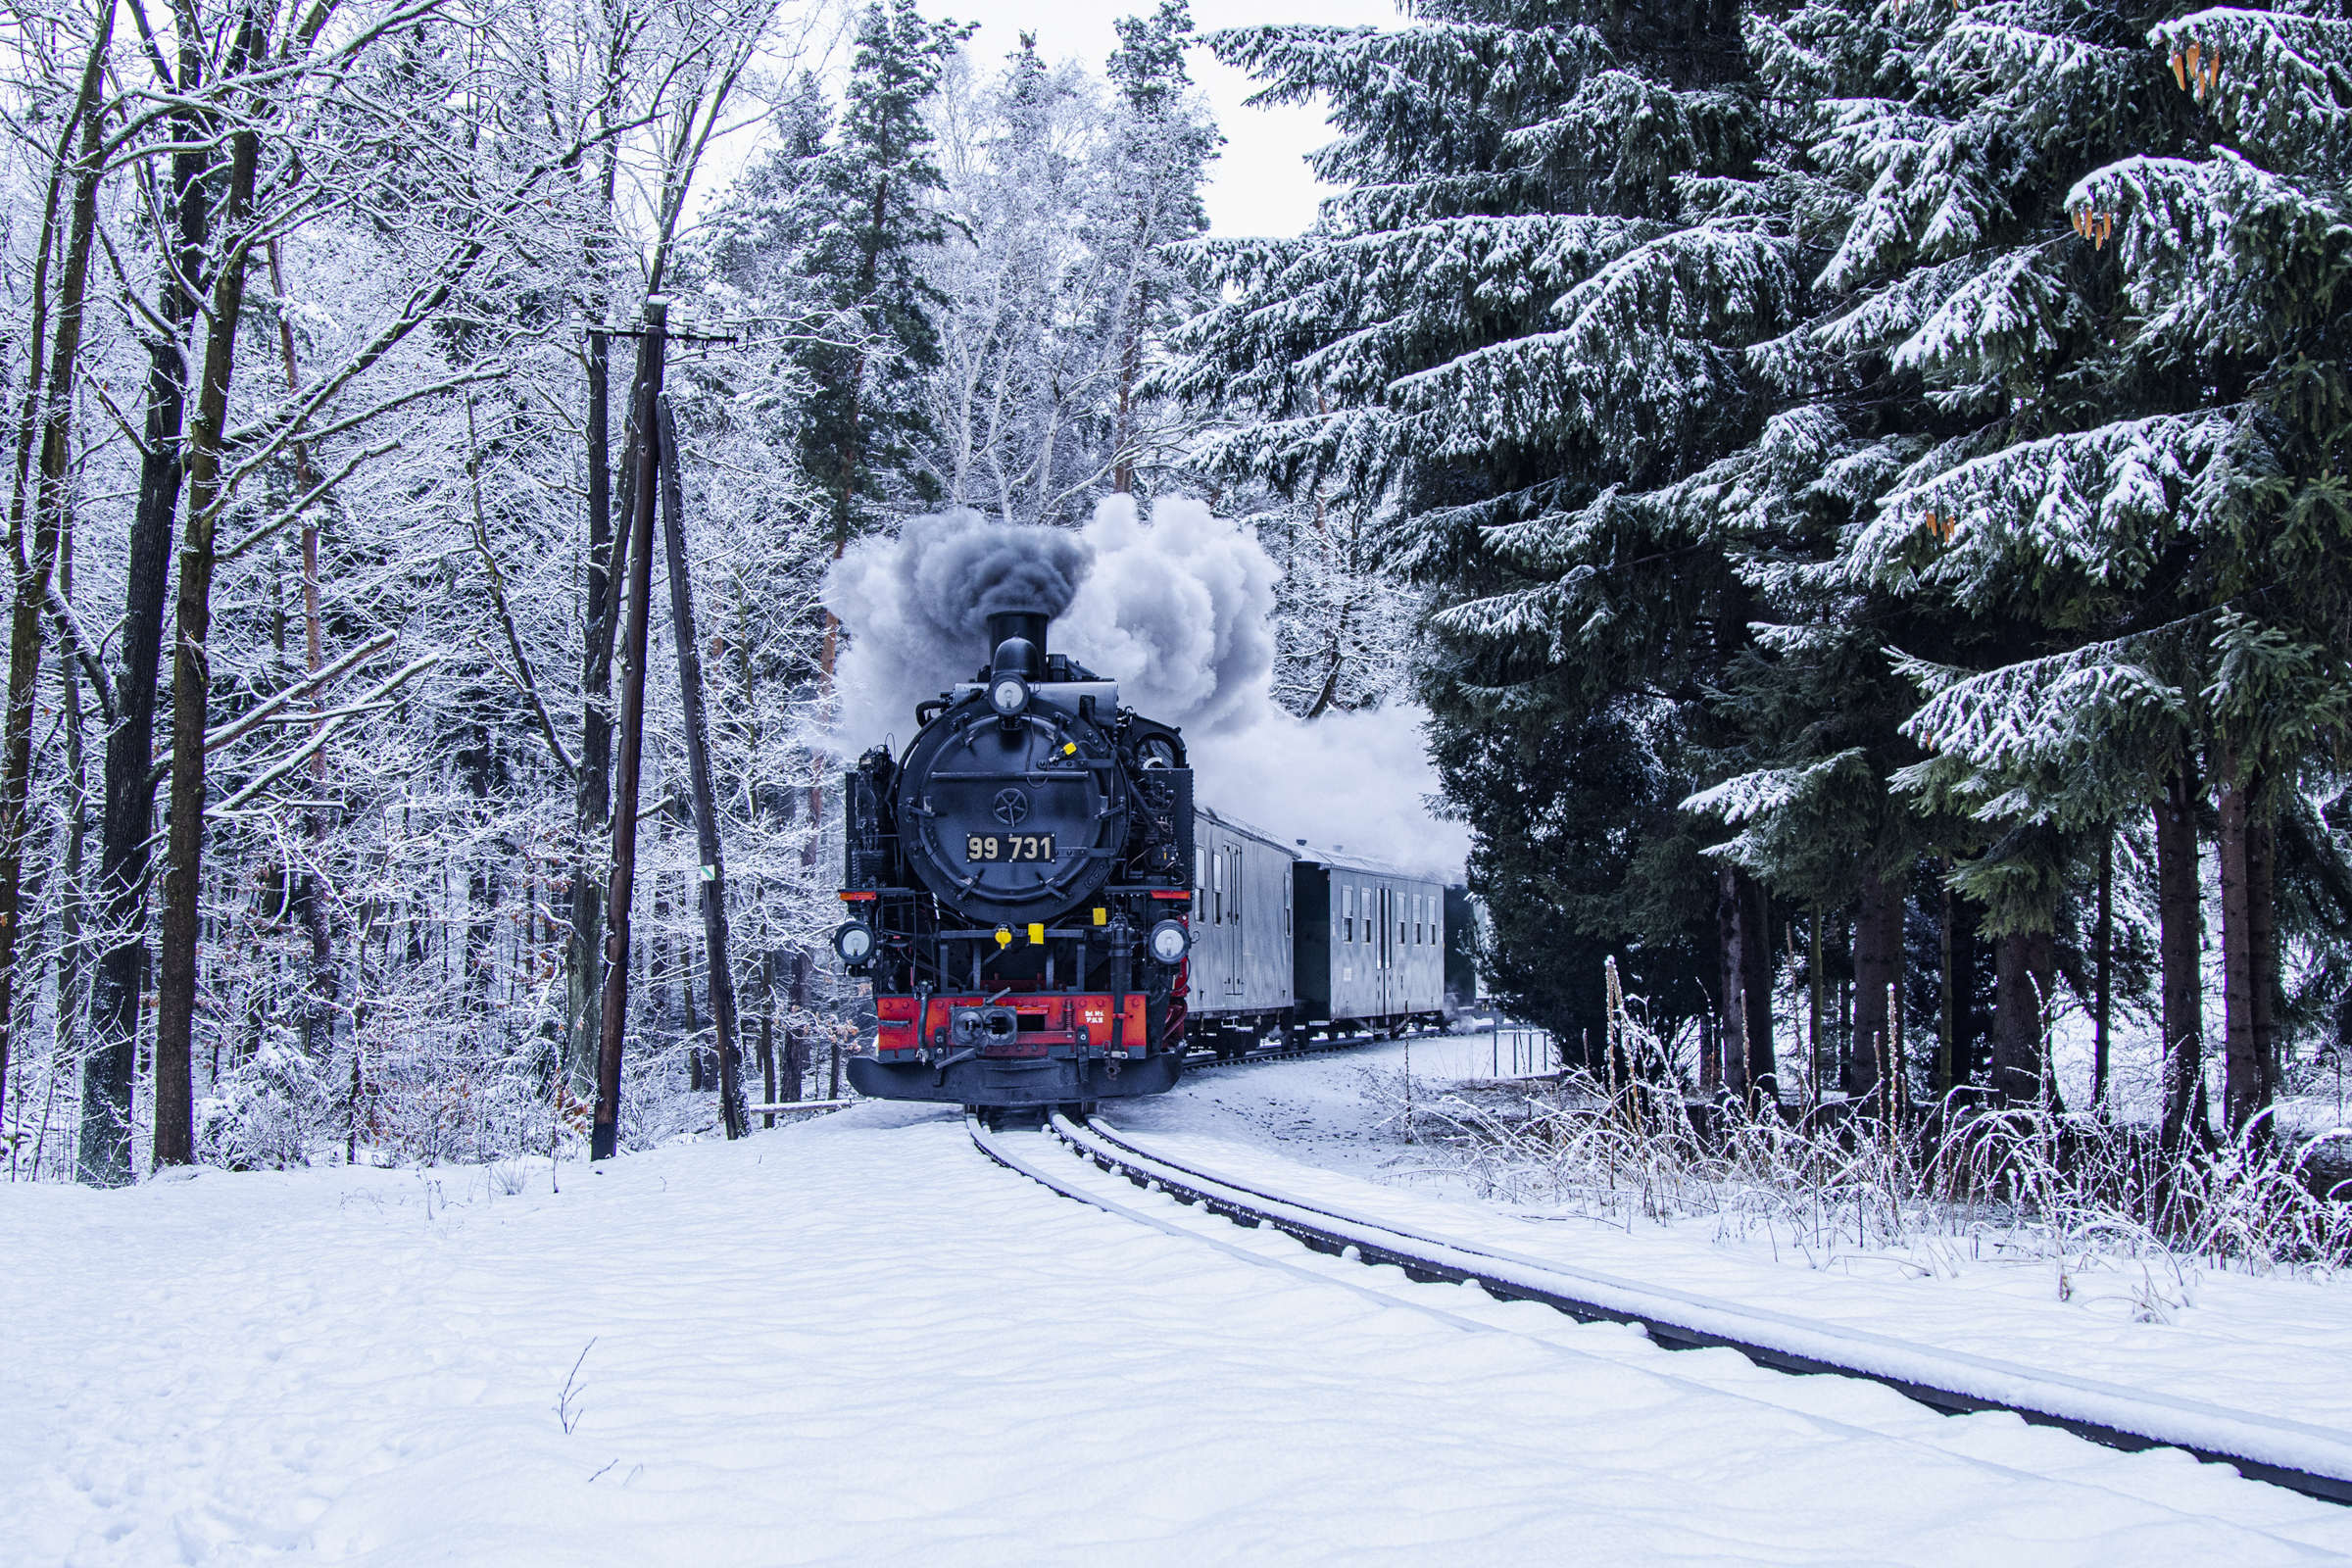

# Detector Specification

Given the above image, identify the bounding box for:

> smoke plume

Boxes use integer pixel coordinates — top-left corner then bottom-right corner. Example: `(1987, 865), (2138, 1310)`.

(825, 509), (1090, 748)
(824, 497), (1468, 878)
(1056, 496), (1279, 732)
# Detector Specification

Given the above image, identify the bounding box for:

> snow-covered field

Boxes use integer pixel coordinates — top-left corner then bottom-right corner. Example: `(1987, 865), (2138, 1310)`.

(9, 1046), (2352, 1565)
(1138, 1037), (2352, 1439)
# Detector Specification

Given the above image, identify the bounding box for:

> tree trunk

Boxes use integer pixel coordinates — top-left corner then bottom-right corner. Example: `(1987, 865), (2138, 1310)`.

(2092, 826), (2113, 1110)
(1849, 867), (1902, 1105)
(1937, 863), (1956, 1096)
(51, 513), (87, 1172)
(1741, 878), (1774, 1105)
(2218, 756), (2275, 1138)
(2249, 797), (2278, 1115)
(0, 5), (112, 1144)
(1809, 906), (1825, 1098)
(565, 325), (638, 1102)
(784, 948), (811, 1102)
(153, 26), (266, 1167)
(2156, 760), (2206, 1155)
(760, 1006), (776, 1128)
(1990, 930), (2051, 1103)
(76, 274), (186, 1179)
(1715, 865), (1746, 1101)
(591, 302), (665, 1159)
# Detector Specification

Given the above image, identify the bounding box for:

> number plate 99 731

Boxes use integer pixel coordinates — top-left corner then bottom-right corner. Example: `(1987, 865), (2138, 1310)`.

(966, 834), (1054, 862)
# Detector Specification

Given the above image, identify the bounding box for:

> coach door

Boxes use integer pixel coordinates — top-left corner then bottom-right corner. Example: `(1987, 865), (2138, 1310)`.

(1230, 845), (1247, 1000)
(1376, 885), (1392, 1016)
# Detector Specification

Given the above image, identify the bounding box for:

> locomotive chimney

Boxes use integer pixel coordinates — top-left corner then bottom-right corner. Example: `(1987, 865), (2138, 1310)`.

(986, 610), (1048, 679)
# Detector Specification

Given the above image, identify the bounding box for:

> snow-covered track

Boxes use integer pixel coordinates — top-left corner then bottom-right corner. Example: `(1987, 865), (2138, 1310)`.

(1051, 1112), (2352, 1508)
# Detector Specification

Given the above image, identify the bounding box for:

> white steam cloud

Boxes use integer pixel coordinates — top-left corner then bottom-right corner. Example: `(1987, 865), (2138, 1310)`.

(823, 496), (1468, 879)
(823, 509), (1091, 745)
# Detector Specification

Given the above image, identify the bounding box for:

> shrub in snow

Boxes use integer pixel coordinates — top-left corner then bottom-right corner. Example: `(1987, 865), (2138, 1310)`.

(198, 1034), (334, 1171)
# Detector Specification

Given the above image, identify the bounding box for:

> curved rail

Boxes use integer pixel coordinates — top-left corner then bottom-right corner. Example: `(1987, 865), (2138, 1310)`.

(1041, 1112), (2352, 1507)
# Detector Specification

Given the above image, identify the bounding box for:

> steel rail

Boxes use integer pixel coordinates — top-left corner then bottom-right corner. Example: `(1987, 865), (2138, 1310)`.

(1053, 1112), (2352, 1508)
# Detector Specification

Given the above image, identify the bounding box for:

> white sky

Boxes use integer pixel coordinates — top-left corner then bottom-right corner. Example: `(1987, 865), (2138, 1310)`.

(934, 0), (1401, 237)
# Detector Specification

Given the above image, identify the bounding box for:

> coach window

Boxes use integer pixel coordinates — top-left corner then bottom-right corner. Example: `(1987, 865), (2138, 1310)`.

(1196, 847), (1205, 905)
(1212, 847), (1224, 923)
(1343, 885), (1353, 943)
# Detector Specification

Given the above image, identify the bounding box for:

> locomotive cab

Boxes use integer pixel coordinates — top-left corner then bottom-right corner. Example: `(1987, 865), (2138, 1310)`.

(842, 610), (1196, 1110)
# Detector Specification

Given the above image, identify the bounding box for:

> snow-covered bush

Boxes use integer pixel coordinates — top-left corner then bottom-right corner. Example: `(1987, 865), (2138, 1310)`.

(1383, 1059), (2352, 1283)
(198, 1035), (336, 1171)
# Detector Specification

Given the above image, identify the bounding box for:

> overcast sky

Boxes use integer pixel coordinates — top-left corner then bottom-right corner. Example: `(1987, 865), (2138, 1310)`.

(934, 0), (1400, 237)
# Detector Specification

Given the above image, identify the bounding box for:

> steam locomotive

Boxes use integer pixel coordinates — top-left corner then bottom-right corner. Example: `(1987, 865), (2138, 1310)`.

(837, 609), (1469, 1111)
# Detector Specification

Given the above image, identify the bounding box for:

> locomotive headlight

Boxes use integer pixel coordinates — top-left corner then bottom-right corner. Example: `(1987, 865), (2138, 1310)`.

(988, 675), (1030, 716)
(833, 920), (876, 965)
(1147, 918), (1190, 965)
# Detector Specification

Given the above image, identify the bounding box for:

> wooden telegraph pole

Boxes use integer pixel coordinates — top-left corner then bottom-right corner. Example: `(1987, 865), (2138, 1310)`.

(591, 298), (665, 1160)
(656, 397), (748, 1139)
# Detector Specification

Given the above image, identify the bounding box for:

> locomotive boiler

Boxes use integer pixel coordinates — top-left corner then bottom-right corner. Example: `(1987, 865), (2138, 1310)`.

(837, 610), (1197, 1110)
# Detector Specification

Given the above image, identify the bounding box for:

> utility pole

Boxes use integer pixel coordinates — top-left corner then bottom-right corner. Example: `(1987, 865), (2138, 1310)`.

(655, 398), (747, 1139)
(565, 324), (618, 1108)
(591, 298), (665, 1160)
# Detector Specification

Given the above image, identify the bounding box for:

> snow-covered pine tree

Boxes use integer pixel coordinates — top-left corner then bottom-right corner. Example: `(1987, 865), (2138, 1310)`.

(699, 73), (834, 321)
(1665, 0), (2204, 1107)
(796, 0), (971, 556)
(1099, 0), (1219, 498)
(1821, 0), (2352, 1133)
(1169, 0), (1798, 1065)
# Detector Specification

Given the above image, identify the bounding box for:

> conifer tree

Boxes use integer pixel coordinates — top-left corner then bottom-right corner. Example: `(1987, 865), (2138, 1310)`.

(798, 0), (970, 563)
(1172, 0), (1796, 1064)
(1101, 0), (1218, 496)
(1673, 0), (2199, 1107)
(1821, 0), (2352, 1133)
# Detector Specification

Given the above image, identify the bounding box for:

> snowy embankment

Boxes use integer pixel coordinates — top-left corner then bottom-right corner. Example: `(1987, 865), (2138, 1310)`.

(4, 1084), (2350, 1564)
(1132, 1038), (2352, 1442)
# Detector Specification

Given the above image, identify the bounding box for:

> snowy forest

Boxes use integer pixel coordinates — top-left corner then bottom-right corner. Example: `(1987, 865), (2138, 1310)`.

(0, 0), (2347, 1189)
(1173, 0), (2352, 1157)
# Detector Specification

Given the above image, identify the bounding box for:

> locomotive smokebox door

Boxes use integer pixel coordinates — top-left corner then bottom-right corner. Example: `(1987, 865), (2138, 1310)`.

(895, 688), (1129, 928)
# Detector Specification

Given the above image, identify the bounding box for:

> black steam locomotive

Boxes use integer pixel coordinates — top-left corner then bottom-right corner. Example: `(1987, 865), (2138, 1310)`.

(837, 609), (1473, 1111)
(838, 610), (1198, 1108)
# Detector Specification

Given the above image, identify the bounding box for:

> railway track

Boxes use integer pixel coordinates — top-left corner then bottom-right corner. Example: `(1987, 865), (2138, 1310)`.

(970, 1108), (2352, 1509)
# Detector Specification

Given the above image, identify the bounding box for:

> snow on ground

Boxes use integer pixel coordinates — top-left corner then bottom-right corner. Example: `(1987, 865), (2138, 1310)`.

(1124, 1036), (2352, 1439)
(7, 1064), (2352, 1565)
